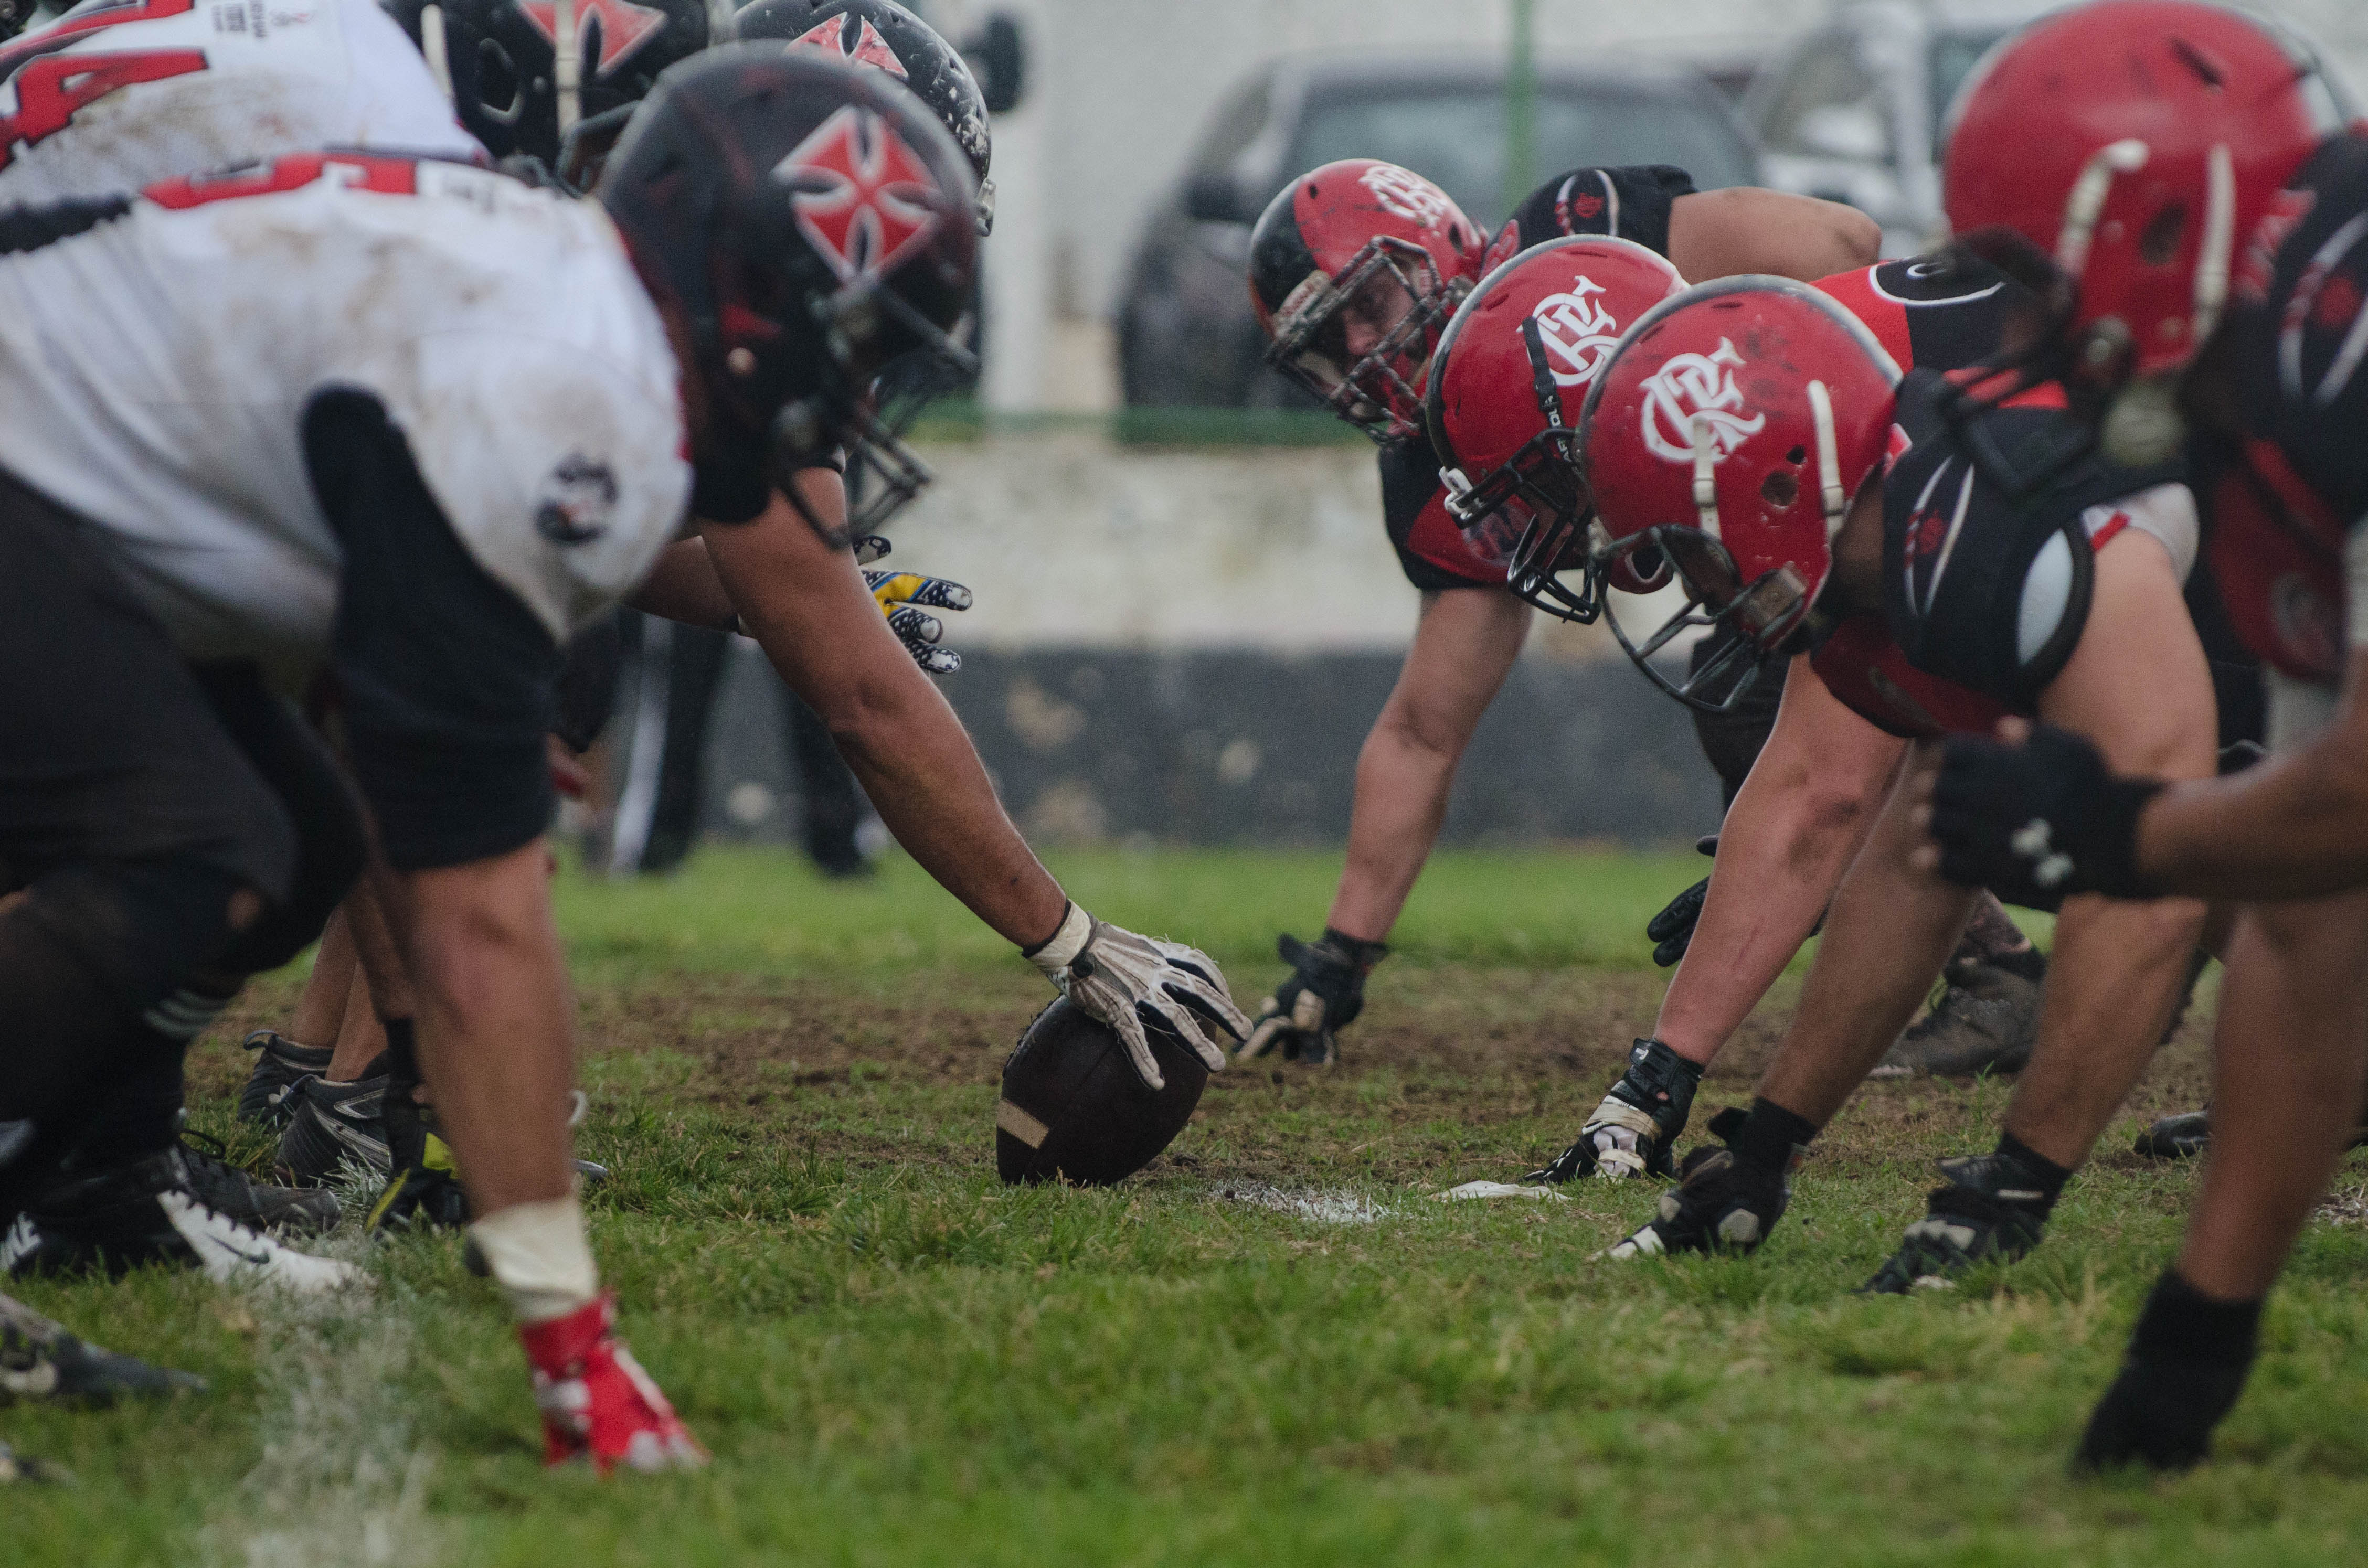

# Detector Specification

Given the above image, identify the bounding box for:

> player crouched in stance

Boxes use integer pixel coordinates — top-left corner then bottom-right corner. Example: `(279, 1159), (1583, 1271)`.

(1559, 272), (2216, 1286)
(1236, 156), (1876, 1064)
(0, 45), (990, 1472)
(1912, 3), (2366, 1472)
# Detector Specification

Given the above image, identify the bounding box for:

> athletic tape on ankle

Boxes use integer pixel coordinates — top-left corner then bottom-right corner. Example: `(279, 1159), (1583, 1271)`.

(1023, 903), (1093, 973)
(469, 1196), (599, 1325)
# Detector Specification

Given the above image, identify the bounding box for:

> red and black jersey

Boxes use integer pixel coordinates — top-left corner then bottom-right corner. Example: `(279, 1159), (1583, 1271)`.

(1383, 163), (1696, 593)
(2203, 131), (2368, 685)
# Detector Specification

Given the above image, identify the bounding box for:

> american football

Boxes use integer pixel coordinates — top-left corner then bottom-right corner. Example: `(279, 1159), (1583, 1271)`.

(10, 0), (2368, 1562)
(995, 997), (1209, 1186)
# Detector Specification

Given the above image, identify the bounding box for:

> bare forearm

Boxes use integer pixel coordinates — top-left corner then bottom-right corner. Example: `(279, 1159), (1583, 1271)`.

(1327, 720), (1458, 942)
(830, 675), (1067, 946)
(624, 537), (738, 630)
(2138, 746), (2368, 899)
(1656, 767), (1888, 1062)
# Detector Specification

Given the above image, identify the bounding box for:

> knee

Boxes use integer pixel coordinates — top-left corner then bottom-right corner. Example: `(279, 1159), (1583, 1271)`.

(13, 856), (256, 1010)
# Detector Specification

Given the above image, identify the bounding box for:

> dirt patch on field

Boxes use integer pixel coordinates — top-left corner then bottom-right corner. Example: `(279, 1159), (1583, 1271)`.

(190, 963), (2221, 1190)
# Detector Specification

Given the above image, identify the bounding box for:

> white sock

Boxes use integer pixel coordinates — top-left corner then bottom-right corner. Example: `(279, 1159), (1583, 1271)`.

(469, 1196), (599, 1325)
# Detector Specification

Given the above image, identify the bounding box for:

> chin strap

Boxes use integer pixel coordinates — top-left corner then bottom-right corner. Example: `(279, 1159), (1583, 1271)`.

(2055, 137), (2150, 281)
(1690, 414), (1721, 538)
(1808, 379), (1847, 541)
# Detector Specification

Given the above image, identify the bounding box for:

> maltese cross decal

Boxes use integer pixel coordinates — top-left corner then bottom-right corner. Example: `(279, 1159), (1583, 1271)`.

(772, 105), (940, 284)
(516, 0), (667, 78)
(785, 14), (909, 78)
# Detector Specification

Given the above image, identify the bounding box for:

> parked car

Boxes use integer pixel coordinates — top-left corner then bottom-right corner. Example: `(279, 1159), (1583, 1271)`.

(1743, 1), (2064, 256)
(1119, 54), (1760, 410)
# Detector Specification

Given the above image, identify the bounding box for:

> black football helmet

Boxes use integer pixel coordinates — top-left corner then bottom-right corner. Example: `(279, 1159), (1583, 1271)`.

(734, 0), (993, 234)
(599, 46), (979, 543)
(385, 0), (714, 166)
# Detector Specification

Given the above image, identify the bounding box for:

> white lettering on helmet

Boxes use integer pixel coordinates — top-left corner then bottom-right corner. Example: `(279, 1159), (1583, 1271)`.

(1639, 339), (1765, 464)
(1530, 275), (1621, 388)
(1358, 163), (1451, 228)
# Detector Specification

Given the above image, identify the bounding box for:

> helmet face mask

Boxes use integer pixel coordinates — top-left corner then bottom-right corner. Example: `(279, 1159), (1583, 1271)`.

(1594, 524), (1804, 713)
(1265, 238), (1462, 440)
(1250, 161), (1487, 445)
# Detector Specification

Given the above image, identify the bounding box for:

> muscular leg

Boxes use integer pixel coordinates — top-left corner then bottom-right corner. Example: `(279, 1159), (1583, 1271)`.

(1995, 531), (2216, 1167)
(2181, 894), (2368, 1299)
(288, 907), (355, 1049)
(1755, 765), (1979, 1123)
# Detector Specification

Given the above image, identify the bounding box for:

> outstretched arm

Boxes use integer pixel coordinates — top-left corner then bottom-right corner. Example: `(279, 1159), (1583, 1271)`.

(1668, 187), (1882, 284)
(1654, 655), (1904, 1066)
(697, 476), (1067, 947)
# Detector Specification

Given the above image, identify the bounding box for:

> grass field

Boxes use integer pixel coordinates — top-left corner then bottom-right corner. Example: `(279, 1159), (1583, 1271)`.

(11, 844), (2368, 1567)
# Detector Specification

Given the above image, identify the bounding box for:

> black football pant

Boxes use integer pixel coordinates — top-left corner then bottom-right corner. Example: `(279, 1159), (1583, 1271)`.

(0, 468), (364, 1201)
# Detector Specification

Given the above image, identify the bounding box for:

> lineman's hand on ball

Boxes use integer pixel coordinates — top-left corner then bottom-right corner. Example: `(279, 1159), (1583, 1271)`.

(1024, 904), (1251, 1090)
(853, 536), (971, 675)
(1237, 930), (1389, 1066)
(1644, 835), (1718, 967)
(1912, 721), (2162, 902)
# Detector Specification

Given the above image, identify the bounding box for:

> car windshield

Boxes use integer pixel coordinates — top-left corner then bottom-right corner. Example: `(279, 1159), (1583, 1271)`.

(1286, 82), (1755, 229)
(1929, 28), (2011, 143)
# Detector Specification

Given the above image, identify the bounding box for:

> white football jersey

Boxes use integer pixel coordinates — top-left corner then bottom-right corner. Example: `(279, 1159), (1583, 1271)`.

(0, 0), (479, 207)
(0, 154), (688, 670)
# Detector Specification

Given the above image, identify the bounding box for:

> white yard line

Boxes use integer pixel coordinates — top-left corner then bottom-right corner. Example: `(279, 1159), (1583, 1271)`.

(203, 1239), (447, 1568)
(1214, 1181), (1388, 1226)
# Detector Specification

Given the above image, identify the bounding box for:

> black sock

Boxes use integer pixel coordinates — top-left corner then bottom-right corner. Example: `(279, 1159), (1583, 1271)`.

(1995, 1132), (2074, 1212)
(2131, 1268), (2263, 1368)
(1731, 1097), (1818, 1174)
(59, 1019), (188, 1170)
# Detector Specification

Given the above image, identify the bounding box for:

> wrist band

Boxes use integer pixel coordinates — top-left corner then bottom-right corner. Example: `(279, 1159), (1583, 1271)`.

(1022, 901), (1092, 970)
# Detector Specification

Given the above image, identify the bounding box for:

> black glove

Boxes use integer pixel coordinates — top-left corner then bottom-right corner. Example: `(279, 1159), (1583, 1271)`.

(1236, 930), (1388, 1066)
(1927, 725), (2163, 903)
(1645, 835), (1719, 967)
(1527, 1037), (1705, 1182)
(2073, 1270), (2260, 1474)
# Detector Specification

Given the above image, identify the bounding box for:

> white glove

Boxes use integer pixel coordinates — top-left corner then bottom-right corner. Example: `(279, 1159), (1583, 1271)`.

(1024, 903), (1250, 1090)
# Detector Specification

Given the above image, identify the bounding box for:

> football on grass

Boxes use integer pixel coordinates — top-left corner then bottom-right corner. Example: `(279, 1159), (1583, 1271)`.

(995, 997), (1208, 1186)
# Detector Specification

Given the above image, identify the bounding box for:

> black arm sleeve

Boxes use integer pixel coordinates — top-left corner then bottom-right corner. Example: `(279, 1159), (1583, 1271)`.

(1499, 165), (1696, 260)
(302, 389), (559, 872)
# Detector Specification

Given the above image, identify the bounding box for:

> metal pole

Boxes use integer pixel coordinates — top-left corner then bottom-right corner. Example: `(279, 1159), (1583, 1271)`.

(1503, 0), (1537, 220)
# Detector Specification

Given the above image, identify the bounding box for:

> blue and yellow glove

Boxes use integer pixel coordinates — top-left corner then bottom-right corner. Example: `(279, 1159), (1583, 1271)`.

(854, 535), (971, 676)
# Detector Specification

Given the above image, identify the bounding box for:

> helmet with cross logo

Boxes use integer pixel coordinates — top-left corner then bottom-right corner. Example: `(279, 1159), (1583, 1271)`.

(599, 45), (979, 541)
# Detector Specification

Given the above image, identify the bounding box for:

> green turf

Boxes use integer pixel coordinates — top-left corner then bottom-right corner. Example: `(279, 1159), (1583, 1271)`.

(5, 846), (2353, 1567)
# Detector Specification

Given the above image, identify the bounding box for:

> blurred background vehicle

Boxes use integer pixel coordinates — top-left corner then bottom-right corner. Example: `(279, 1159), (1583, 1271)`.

(1118, 54), (1759, 410)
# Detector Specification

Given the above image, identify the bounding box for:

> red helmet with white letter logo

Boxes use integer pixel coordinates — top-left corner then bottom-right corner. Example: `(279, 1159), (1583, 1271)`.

(599, 46), (978, 540)
(1580, 279), (1902, 710)
(1941, 1), (2341, 456)
(1424, 237), (1687, 619)
(1248, 159), (1489, 442)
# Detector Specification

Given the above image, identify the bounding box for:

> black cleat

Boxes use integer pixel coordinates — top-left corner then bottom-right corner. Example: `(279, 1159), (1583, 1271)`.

(2135, 1107), (2213, 1160)
(1859, 1152), (2050, 1294)
(1871, 955), (2044, 1079)
(1604, 1110), (1792, 1259)
(1, 1292), (206, 1404)
(364, 1097), (469, 1234)
(0, 1148), (360, 1292)
(178, 1128), (339, 1237)
(275, 1072), (390, 1188)
(237, 1030), (333, 1129)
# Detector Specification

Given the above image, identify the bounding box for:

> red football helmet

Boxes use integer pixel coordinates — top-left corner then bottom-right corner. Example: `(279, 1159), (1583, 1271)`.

(1249, 160), (1489, 442)
(1581, 279), (1903, 710)
(1942, 0), (2342, 450)
(1424, 237), (1687, 620)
